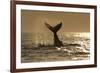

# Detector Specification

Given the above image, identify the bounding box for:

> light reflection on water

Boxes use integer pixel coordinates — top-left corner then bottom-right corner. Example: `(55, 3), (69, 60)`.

(21, 32), (90, 63)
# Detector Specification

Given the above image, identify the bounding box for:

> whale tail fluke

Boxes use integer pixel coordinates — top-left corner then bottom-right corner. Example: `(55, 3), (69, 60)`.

(45, 22), (62, 33)
(45, 22), (63, 47)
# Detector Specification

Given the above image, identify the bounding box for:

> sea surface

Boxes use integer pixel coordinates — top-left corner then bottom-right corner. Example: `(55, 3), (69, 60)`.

(21, 32), (90, 63)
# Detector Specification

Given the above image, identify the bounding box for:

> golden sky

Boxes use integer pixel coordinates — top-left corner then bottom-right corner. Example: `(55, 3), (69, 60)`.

(21, 10), (90, 34)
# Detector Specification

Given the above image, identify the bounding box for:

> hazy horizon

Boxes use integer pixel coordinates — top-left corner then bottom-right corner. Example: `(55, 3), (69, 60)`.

(21, 10), (90, 35)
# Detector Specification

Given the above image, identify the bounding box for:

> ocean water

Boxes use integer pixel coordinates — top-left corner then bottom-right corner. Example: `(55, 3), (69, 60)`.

(21, 32), (90, 63)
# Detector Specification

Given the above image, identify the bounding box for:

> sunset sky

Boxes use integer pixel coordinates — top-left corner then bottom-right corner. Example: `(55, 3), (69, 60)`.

(21, 10), (90, 35)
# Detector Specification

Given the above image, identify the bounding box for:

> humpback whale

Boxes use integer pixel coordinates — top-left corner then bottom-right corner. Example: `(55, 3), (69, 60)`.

(45, 22), (63, 47)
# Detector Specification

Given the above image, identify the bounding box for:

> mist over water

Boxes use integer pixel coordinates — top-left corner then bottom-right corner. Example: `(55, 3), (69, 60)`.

(21, 32), (90, 47)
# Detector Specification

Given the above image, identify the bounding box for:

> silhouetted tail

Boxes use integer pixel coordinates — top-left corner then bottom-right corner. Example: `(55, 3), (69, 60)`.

(45, 22), (62, 33)
(45, 22), (63, 47)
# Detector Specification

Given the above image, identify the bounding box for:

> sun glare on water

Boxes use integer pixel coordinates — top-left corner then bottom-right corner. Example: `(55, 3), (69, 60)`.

(68, 32), (90, 38)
